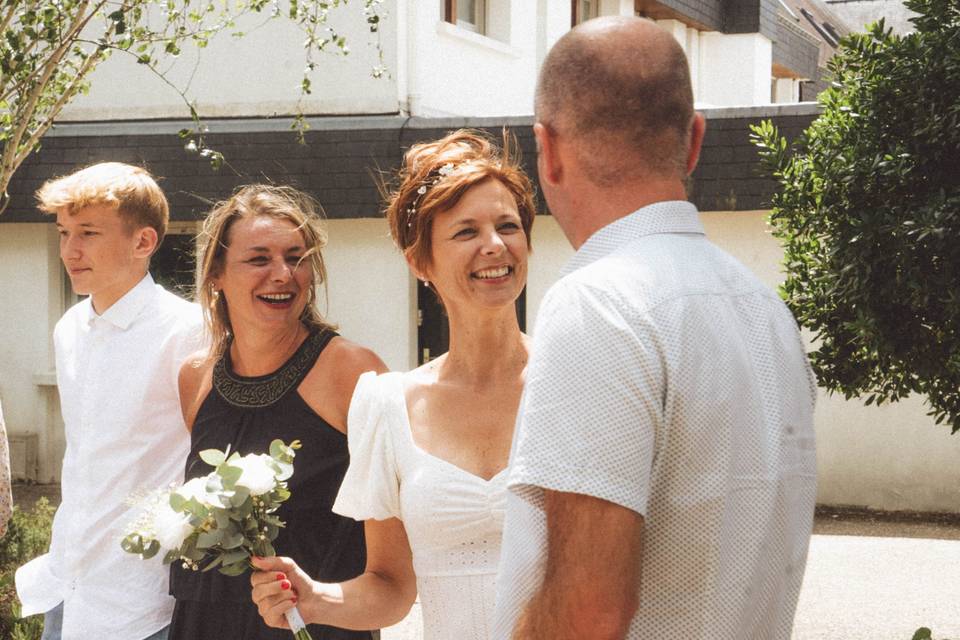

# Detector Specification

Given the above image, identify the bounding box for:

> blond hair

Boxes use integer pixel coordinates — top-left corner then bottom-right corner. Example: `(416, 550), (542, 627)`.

(36, 162), (169, 242)
(198, 184), (334, 361)
(384, 129), (536, 273)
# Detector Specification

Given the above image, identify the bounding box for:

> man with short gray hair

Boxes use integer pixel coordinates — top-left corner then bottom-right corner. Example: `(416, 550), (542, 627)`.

(494, 16), (817, 640)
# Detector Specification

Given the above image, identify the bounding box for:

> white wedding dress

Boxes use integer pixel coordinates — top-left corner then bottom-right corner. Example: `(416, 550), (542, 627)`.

(332, 371), (508, 640)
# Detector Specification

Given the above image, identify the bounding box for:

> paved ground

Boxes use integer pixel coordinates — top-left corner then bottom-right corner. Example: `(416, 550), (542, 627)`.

(14, 486), (960, 639)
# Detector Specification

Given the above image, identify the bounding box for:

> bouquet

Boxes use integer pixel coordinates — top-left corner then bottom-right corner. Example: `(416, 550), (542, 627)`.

(121, 439), (313, 640)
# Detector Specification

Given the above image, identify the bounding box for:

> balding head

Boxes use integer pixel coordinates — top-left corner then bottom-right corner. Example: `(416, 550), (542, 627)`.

(536, 17), (695, 186)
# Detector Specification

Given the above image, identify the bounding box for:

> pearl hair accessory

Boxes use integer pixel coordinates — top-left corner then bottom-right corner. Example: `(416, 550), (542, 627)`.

(406, 162), (461, 228)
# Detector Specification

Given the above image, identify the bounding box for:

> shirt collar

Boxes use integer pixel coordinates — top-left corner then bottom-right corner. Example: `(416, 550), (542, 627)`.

(560, 200), (704, 277)
(88, 273), (157, 330)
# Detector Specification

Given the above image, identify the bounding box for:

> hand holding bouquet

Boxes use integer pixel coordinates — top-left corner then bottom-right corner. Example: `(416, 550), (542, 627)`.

(121, 439), (313, 639)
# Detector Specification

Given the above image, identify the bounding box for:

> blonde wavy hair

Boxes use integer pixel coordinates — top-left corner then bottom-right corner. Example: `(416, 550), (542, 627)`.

(197, 184), (334, 361)
(36, 162), (169, 245)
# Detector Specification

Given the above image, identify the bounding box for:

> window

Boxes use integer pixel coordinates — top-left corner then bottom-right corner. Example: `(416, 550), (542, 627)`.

(572, 0), (600, 25)
(445, 0), (486, 34)
(152, 222), (199, 300)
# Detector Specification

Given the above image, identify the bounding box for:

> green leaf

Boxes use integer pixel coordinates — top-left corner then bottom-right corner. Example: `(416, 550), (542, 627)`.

(169, 492), (186, 512)
(199, 448), (226, 467)
(218, 560), (249, 576)
(201, 554), (224, 572)
(143, 539), (160, 559)
(222, 529), (245, 549)
(230, 486), (251, 509)
(911, 629), (932, 640)
(220, 464), (242, 489)
(197, 529), (223, 549)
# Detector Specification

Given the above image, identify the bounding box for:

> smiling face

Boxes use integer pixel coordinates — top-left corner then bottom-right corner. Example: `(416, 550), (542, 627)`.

(212, 215), (313, 333)
(418, 178), (528, 315)
(56, 204), (155, 313)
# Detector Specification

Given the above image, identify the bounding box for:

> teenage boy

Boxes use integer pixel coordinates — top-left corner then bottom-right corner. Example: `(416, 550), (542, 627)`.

(16, 163), (203, 640)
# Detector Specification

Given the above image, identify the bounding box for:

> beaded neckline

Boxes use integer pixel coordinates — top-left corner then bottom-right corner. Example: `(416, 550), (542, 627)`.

(213, 330), (329, 408)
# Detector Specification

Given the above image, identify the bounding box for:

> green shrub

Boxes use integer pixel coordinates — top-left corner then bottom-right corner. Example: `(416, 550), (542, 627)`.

(751, 0), (960, 431)
(0, 498), (54, 640)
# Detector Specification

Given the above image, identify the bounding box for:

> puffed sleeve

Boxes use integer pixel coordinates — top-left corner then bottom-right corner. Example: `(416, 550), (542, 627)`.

(332, 371), (402, 521)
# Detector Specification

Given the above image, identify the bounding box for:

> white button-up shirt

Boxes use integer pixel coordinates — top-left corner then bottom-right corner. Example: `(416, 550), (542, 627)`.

(16, 273), (203, 639)
(494, 201), (817, 639)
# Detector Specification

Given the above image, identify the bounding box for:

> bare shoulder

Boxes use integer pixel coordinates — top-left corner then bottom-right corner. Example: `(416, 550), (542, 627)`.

(322, 336), (389, 383)
(300, 336), (388, 432)
(178, 349), (215, 431)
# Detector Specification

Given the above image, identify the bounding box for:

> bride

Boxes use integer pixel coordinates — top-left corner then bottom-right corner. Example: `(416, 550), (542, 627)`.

(250, 129), (536, 639)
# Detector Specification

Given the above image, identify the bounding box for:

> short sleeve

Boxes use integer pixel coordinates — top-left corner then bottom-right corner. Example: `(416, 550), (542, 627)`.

(332, 371), (402, 521)
(508, 279), (663, 516)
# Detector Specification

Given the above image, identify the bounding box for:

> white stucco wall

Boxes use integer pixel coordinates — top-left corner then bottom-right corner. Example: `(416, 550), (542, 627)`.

(599, 0), (636, 16)
(536, 0), (574, 70)
(4, 209), (960, 510)
(404, 2), (538, 117)
(525, 215), (574, 327)
(323, 218), (416, 371)
(698, 32), (773, 107)
(0, 223), (65, 482)
(700, 210), (960, 513)
(59, 3), (400, 121)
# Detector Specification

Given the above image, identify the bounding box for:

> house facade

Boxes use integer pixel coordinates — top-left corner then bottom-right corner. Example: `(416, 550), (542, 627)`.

(2, 0), (958, 514)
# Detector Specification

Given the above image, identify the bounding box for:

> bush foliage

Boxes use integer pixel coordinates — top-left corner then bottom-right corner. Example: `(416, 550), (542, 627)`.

(0, 498), (54, 640)
(751, 0), (960, 431)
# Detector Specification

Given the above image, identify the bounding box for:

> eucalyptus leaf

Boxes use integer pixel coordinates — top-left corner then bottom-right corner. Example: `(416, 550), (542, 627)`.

(201, 554), (225, 572)
(169, 492), (186, 512)
(143, 539), (160, 559)
(221, 530), (245, 549)
(199, 448), (226, 467)
(219, 560), (249, 577)
(220, 464), (242, 489)
(197, 529), (223, 548)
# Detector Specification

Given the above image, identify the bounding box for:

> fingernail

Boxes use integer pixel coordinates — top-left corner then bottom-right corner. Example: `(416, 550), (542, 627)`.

(280, 580), (291, 591)
(276, 573), (286, 581)
(291, 596), (298, 604)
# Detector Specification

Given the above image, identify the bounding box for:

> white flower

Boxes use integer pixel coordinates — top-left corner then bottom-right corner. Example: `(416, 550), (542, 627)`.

(231, 454), (278, 496)
(175, 477), (210, 504)
(417, 185), (427, 195)
(438, 162), (455, 176)
(154, 503), (194, 550)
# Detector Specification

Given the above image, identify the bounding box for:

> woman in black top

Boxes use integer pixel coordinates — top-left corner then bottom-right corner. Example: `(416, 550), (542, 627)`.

(171, 184), (388, 639)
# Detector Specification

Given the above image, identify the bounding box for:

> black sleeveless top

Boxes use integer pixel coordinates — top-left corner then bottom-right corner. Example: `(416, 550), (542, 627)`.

(169, 329), (375, 640)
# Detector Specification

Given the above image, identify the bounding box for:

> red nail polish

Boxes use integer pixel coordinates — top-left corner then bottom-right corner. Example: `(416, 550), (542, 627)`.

(276, 573), (286, 581)
(291, 596), (298, 604)
(281, 580), (291, 591)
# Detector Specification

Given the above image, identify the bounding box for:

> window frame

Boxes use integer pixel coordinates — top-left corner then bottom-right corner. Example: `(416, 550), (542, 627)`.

(445, 0), (487, 35)
(572, 0), (600, 26)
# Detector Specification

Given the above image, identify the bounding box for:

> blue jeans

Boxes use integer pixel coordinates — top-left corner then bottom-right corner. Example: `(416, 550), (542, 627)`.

(42, 603), (169, 640)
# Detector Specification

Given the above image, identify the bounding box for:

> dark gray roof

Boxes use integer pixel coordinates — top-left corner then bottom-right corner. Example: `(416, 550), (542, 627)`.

(2, 107), (821, 223)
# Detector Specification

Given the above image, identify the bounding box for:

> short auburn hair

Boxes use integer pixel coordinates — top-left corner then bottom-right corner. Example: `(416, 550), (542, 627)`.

(385, 129), (536, 272)
(36, 162), (169, 243)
